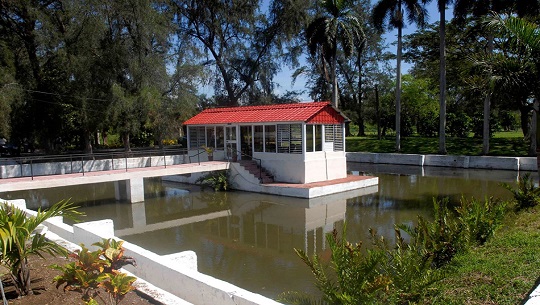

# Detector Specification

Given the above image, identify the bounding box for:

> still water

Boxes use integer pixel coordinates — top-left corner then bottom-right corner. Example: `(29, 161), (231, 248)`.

(0, 163), (529, 299)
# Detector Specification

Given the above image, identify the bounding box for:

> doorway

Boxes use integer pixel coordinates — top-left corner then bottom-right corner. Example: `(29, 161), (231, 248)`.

(225, 126), (237, 161)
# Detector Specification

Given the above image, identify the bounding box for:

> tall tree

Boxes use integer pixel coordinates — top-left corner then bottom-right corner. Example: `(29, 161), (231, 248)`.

(305, 0), (365, 109)
(424, 0), (452, 154)
(487, 14), (540, 178)
(453, 0), (540, 155)
(372, 0), (427, 152)
(172, 0), (307, 106)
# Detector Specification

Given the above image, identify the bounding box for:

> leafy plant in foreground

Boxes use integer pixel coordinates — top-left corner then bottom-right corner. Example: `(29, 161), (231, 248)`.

(399, 199), (464, 268)
(280, 226), (389, 305)
(370, 227), (441, 304)
(52, 238), (137, 305)
(0, 199), (81, 296)
(503, 173), (540, 211)
(196, 170), (229, 191)
(455, 196), (507, 245)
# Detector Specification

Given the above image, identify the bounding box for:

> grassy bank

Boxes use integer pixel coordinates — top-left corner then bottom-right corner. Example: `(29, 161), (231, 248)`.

(422, 205), (540, 304)
(346, 131), (531, 157)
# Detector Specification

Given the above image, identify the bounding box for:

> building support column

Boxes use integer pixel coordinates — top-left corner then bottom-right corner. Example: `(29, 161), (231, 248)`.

(114, 178), (145, 203)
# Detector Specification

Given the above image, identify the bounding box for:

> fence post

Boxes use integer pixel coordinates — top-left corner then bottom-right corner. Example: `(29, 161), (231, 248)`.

(70, 155), (73, 174)
(30, 159), (33, 180)
(125, 153), (128, 172)
(81, 156), (85, 176)
(163, 149), (167, 168)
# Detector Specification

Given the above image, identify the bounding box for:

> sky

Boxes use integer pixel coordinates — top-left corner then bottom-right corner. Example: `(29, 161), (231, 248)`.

(199, 1), (454, 102)
(273, 1), (455, 101)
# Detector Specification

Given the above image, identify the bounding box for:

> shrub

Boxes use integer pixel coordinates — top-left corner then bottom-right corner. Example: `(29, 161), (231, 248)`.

(196, 170), (229, 191)
(455, 196), (507, 245)
(0, 200), (81, 296)
(370, 227), (441, 303)
(279, 227), (389, 305)
(52, 238), (137, 305)
(503, 173), (540, 211)
(398, 199), (464, 268)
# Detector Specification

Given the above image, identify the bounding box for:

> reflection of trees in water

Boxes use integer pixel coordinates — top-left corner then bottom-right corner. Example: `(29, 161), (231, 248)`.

(4, 182), (115, 210)
(197, 191), (230, 209)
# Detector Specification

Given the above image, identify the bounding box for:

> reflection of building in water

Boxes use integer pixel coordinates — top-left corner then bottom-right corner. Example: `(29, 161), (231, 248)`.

(208, 199), (346, 255)
(117, 186), (377, 256)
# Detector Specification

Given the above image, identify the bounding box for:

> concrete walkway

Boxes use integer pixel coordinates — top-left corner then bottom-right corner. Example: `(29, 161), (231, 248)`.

(0, 161), (229, 192)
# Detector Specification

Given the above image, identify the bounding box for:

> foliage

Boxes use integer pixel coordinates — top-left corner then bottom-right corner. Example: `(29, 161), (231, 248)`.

(345, 133), (530, 156)
(280, 227), (390, 305)
(455, 196), (507, 245)
(0, 200), (81, 296)
(196, 170), (229, 192)
(421, 204), (540, 304)
(398, 199), (464, 268)
(370, 227), (441, 303)
(201, 145), (215, 156)
(52, 238), (136, 305)
(502, 173), (540, 211)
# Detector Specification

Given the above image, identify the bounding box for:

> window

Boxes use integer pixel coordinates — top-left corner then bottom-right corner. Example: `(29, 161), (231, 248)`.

(290, 124), (302, 154)
(264, 125), (276, 152)
(189, 126), (205, 148)
(277, 124), (290, 153)
(324, 124), (343, 151)
(277, 124), (302, 154)
(254, 126), (263, 152)
(315, 125), (322, 151)
(306, 125), (314, 152)
(216, 127), (224, 149)
(206, 127), (216, 148)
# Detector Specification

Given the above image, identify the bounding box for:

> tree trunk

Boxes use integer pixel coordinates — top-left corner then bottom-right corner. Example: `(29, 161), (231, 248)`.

(83, 130), (93, 154)
(438, 8), (447, 155)
(331, 47), (339, 109)
(122, 133), (131, 152)
(530, 104), (537, 157)
(482, 32), (494, 155)
(395, 23), (402, 152)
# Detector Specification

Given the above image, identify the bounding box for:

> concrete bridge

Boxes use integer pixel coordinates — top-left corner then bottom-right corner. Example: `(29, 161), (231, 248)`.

(0, 161), (229, 202)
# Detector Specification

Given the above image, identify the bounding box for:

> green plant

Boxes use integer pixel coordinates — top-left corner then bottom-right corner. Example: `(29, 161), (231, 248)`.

(399, 199), (464, 268)
(52, 238), (136, 305)
(503, 173), (540, 211)
(196, 170), (229, 191)
(280, 226), (390, 305)
(201, 145), (214, 156)
(0, 199), (81, 296)
(455, 196), (507, 245)
(370, 227), (441, 303)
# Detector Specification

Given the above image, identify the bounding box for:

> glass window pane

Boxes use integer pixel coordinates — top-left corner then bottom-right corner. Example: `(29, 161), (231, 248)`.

(216, 127), (224, 150)
(306, 125), (313, 152)
(265, 125), (276, 152)
(206, 127), (215, 148)
(290, 124), (302, 154)
(315, 125), (322, 151)
(254, 126), (263, 152)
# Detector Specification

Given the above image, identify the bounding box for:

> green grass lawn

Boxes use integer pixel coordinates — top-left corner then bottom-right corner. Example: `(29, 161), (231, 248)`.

(421, 205), (540, 305)
(346, 131), (532, 157)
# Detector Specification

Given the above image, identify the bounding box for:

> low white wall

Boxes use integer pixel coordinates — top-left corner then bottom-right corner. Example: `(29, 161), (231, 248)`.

(1, 198), (282, 305)
(0, 155), (185, 178)
(347, 152), (537, 171)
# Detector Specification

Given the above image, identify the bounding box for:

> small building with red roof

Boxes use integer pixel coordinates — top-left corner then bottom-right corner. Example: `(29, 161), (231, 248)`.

(183, 101), (348, 184)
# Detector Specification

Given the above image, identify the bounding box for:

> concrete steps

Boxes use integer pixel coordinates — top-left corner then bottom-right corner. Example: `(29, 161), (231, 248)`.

(238, 160), (274, 184)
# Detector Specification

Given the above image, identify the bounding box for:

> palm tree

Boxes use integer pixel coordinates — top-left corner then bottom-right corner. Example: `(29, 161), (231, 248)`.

(426, 0), (452, 155)
(372, 0), (427, 152)
(487, 14), (540, 180)
(306, 0), (365, 109)
(0, 200), (81, 296)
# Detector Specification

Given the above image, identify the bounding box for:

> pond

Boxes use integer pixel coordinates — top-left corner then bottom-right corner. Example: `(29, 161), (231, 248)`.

(0, 163), (531, 300)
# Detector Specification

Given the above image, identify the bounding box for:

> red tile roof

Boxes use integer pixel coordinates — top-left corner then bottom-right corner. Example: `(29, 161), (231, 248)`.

(183, 102), (346, 125)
